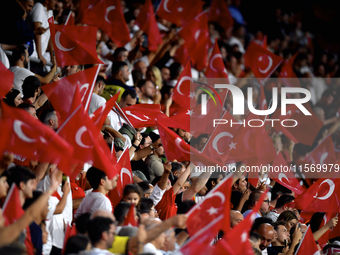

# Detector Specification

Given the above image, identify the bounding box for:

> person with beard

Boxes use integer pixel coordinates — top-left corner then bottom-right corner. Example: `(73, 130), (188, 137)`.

(243, 190), (270, 219)
(9, 46), (57, 94)
(136, 79), (156, 104)
(40, 108), (59, 131)
(146, 135), (166, 182)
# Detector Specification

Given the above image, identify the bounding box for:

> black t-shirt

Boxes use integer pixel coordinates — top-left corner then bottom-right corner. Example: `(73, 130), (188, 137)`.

(131, 159), (149, 180)
(267, 247), (280, 255)
(230, 190), (242, 209)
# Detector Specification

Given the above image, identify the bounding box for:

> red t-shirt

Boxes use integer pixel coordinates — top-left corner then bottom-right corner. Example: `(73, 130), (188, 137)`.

(155, 187), (177, 221)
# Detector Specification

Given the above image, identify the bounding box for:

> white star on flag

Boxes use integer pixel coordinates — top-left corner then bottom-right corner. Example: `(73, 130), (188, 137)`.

(178, 7), (183, 12)
(228, 141), (237, 151)
(189, 91), (196, 99)
(258, 56), (262, 62)
(241, 231), (247, 242)
(186, 109), (194, 116)
(88, 4), (94, 9)
(207, 207), (219, 215)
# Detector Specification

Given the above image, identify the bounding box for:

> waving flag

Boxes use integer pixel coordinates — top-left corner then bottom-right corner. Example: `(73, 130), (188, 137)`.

(244, 41), (283, 79)
(0, 61), (14, 97)
(205, 39), (229, 79)
(123, 204), (138, 227)
(3, 184), (24, 225)
(208, 0), (233, 32)
(49, 22), (103, 67)
(279, 52), (301, 87)
(156, 0), (204, 28)
(295, 226), (321, 255)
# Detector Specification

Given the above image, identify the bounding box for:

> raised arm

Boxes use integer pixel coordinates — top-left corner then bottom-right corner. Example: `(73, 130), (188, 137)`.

(172, 162), (191, 195)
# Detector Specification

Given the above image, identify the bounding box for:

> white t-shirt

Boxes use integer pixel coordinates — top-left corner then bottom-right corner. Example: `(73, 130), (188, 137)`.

(29, 2), (53, 59)
(108, 110), (125, 131)
(9, 66), (35, 94)
(149, 184), (166, 206)
(74, 191), (112, 218)
(42, 196), (57, 255)
(143, 243), (163, 255)
(88, 93), (107, 115)
(0, 45), (9, 68)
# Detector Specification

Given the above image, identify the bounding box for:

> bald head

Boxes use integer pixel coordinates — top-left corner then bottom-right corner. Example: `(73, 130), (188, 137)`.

(256, 223), (275, 250)
(230, 210), (244, 228)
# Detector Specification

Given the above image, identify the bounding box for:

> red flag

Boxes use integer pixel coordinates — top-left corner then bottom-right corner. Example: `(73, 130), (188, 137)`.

(83, 0), (130, 47)
(121, 104), (169, 129)
(90, 91), (121, 132)
(244, 41), (283, 79)
(135, 0), (162, 52)
(123, 204), (138, 227)
(208, 0), (233, 32)
(294, 175), (340, 212)
(178, 214), (224, 255)
(156, 0), (204, 28)
(43, 66), (100, 122)
(171, 59), (193, 110)
(204, 110), (239, 163)
(271, 104), (323, 146)
(57, 88), (118, 179)
(317, 212), (338, 248)
(77, 0), (100, 25)
(279, 52), (300, 87)
(1, 102), (74, 174)
(156, 121), (192, 161)
(48, 21), (103, 67)
(186, 177), (233, 235)
(226, 113), (277, 166)
(108, 149), (132, 209)
(62, 224), (77, 254)
(259, 83), (267, 110)
(205, 39), (229, 79)
(173, 45), (191, 68)
(0, 61), (14, 97)
(178, 12), (210, 71)
(262, 35), (268, 49)
(269, 152), (305, 195)
(2, 184), (25, 225)
(295, 226), (320, 255)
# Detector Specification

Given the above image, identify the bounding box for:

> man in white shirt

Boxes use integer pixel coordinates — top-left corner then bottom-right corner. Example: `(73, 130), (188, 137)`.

(136, 79), (156, 104)
(88, 75), (107, 115)
(74, 167), (119, 218)
(143, 218), (166, 255)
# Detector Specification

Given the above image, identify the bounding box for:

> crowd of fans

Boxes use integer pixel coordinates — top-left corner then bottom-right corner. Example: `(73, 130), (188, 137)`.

(0, 0), (340, 255)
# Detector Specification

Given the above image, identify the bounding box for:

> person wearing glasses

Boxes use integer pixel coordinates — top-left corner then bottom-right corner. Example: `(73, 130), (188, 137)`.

(243, 190), (270, 219)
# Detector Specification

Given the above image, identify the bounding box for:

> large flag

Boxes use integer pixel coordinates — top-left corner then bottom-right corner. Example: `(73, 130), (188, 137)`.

(178, 12), (210, 71)
(244, 41), (283, 79)
(2, 184), (25, 225)
(42, 66), (100, 121)
(108, 148), (132, 209)
(205, 39), (229, 79)
(186, 177), (233, 236)
(208, 0), (233, 32)
(156, 0), (204, 28)
(48, 21), (103, 67)
(271, 104), (323, 146)
(0, 61), (14, 97)
(269, 152), (305, 195)
(135, 0), (162, 52)
(1, 102), (74, 175)
(294, 175), (340, 212)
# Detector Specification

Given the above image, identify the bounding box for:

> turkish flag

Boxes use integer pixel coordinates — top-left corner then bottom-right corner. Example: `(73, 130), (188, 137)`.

(178, 12), (210, 71)
(279, 52), (301, 87)
(303, 136), (336, 176)
(156, 121), (192, 161)
(156, 0), (204, 28)
(173, 45), (191, 69)
(295, 226), (320, 255)
(204, 110), (239, 163)
(294, 175), (340, 212)
(269, 152), (305, 195)
(77, 0), (100, 25)
(0, 119), (12, 156)
(208, 0), (233, 32)
(317, 212), (339, 248)
(2, 184), (24, 225)
(57, 88), (118, 179)
(162, 109), (191, 132)
(226, 113), (277, 166)
(43, 66), (100, 122)
(62, 224), (77, 254)
(244, 41), (283, 79)
(271, 104), (323, 146)
(90, 92), (120, 132)
(123, 204), (138, 227)
(1, 102), (74, 174)
(121, 104), (169, 129)
(187, 177), (233, 236)
(178, 214), (225, 255)
(0, 61), (14, 97)
(108, 149), (132, 209)
(171, 59), (193, 110)
(49, 21), (103, 67)
(83, 0), (130, 47)
(215, 190), (268, 255)
(205, 39), (229, 79)
(65, 11), (75, 25)
(135, 0), (162, 52)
